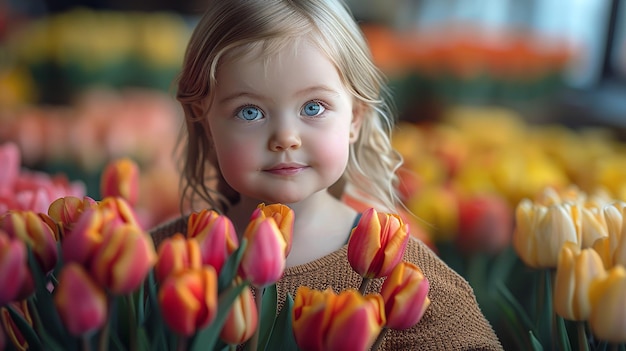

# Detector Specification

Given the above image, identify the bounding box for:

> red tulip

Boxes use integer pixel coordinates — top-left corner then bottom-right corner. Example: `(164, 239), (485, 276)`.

(240, 216), (286, 287)
(254, 203), (294, 257)
(54, 263), (108, 336)
(100, 158), (140, 207)
(155, 233), (203, 283)
(219, 284), (258, 344)
(456, 194), (512, 255)
(187, 209), (238, 274)
(158, 267), (218, 336)
(380, 261), (430, 329)
(347, 208), (409, 279)
(90, 224), (156, 295)
(292, 287), (385, 351)
(0, 232), (29, 305)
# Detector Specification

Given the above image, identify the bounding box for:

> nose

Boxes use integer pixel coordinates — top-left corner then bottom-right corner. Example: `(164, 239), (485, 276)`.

(268, 123), (301, 151)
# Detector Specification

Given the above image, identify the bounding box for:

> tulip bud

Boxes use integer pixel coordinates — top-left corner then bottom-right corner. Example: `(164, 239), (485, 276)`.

(255, 203), (294, 257)
(240, 217), (286, 287)
(158, 267), (218, 336)
(553, 242), (606, 321)
(292, 287), (385, 351)
(48, 196), (97, 238)
(187, 210), (238, 274)
(54, 263), (108, 336)
(61, 207), (107, 266)
(347, 208), (409, 279)
(90, 224), (156, 295)
(0, 210), (58, 273)
(155, 233), (202, 283)
(0, 232), (30, 306)
(1, 300), (33, 351)
(588, 265), (626, 343)
(380, 261), (430, 329)
(219, 283), (258, 345)
(580, 207), (608, 249)
(100, 158), (140, 207)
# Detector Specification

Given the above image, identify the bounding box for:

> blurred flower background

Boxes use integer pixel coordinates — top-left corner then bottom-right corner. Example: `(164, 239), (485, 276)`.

(1, 0), (626, 350)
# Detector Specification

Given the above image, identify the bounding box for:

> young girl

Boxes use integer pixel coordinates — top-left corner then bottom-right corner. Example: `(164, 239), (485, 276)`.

(151, 0), (503, 349)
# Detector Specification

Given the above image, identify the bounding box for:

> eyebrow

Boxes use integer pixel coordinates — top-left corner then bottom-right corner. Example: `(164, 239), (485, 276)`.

(218, 85), (341, 104)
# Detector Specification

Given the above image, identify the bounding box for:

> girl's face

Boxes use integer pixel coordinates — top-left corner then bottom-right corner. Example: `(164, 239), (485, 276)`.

(206, 39), (361, 205)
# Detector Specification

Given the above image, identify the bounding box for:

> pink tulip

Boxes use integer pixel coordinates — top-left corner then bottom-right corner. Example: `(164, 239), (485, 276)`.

(61, 207), (108, 266)
(48, 196), (97, 238)
(100, 158), (140, 207)
(254, 203), (294, 257)
(1, 300), (33, 350)
(0, 232), (29, 305)
(219, 284), (258, 345)
(155, 233), (203, 283)
(53, 263), (107, 336)
(380, 261), (430, 329)
(158, 267), (218, 336)
(347, 208), (409, 279)
(0, 142), (20, 192)
(240, 217), (286, 287)
(187, 209), (239, 274)
(90, 224), (156, 295)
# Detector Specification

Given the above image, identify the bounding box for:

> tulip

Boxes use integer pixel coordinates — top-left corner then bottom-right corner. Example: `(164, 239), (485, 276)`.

(0, 232), (29, 305)
(513, 200), (580, 268)
(592, 236), (613, 270)
(455, 194), (512, 255)
(0, 210), (58, 273)
(187, 210), (239, 274)
(61, 207), (107, 266)
(1, 300), (33, 351)
(54, 263), (108, 336)
(158, 267), (218, 336)
(240, 216), (286, 287)
(97, 196), (141, 229)
(255, 203), (294, 257)
(47, 196), (97, 238)
(219, 284), (258, 345)
(292, 287), (385, 351)
(553, 242), (606, 321)
(580, 206), (608, 249)
(588, 265), (626, 343)
(155, 233), (203, 283)
(100, 158), (140, 207)
(380, 261), (430, 329)
(347, 208), (409, 279)
(90, 223), (156, 295)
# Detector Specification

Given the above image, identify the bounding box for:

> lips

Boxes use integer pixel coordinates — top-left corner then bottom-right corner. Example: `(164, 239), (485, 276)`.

(264, 163), (308, 176)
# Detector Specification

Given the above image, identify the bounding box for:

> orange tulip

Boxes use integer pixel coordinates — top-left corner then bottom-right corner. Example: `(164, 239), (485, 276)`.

(255, 203), (294, 256)
(240, 216), (286, 287)
(0, 210), (58, 273)
(100, 158), (140, 207)
(292, 287), (385, 351)
(553, 242), (606, 321)
(97, 197), (141, 229)
(155, 233), (203, 283)
(380, 261), (430, 329)
(219, 284), (258, 345)
(158, 267), (218, 336)
(0, 232), (29, 305)
(54, 263), (108, 336)
(90, 224), (156, 295)
(1, 300), (33, 351)
(347, 208), (409, 279)
(588, 265), (626, 343)
(187, 209), (238, 274)
(47, 196), (97, 238)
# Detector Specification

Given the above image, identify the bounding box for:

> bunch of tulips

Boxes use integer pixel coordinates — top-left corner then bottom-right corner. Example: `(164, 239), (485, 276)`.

(508, 185), (626, 350)
(0, 157), (431, 351)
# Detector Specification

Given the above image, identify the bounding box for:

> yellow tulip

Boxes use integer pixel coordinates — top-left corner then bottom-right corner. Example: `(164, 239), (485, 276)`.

(580, 207), (607, 249)
(588, 266), (626, 343)
(553, 242), (606, 321)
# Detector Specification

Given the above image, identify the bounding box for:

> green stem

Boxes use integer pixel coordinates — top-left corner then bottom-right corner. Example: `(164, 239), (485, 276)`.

(98, 296), (114, 351)
(176, 336), (188, 351)
(81, 335), (92, 351)
(370, 327), (389, 351)
(127, 294), (137, 351)
(577, 322), (588, 351)
(248, 286), (264, 351)
(359, 278), (372, 295)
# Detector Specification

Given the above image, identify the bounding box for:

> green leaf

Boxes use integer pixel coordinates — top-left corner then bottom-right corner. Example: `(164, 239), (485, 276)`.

(218, 239), (247, 291)
(495, 282), (535, 333)
(143, 270), (172, 350)
(258, 285), (277, 349)
(6, 303), (44, 351)
(190, 281), (249, 351)
(555, 316), (571, 351)
(529, 331), (544, 351)
(265, 293), (299, 351)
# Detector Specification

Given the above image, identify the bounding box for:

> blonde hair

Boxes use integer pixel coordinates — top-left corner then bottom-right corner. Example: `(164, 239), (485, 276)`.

(176, 0), (403, 214)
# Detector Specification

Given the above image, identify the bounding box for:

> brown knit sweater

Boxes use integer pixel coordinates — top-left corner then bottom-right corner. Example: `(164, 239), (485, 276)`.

(151, 217), (503, 351)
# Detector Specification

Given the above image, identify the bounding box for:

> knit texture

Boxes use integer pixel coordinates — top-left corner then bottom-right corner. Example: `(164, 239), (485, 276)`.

(150, 217), (503, 351)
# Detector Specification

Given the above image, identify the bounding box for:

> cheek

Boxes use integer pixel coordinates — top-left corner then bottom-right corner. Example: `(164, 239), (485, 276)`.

(309, 130), (351, 173)
(212, 134), (259, 181)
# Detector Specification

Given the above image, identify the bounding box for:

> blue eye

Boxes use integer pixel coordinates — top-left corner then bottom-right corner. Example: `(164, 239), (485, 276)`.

(302, 101), (325, 117)
(236, 106), (263, 121)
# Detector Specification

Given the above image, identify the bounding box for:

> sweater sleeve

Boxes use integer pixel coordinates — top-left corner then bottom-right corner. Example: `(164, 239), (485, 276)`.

(384, 237), (503, 351)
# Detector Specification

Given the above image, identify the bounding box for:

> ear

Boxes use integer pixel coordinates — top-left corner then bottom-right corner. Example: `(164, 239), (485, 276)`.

(349, 100), (365, 143)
